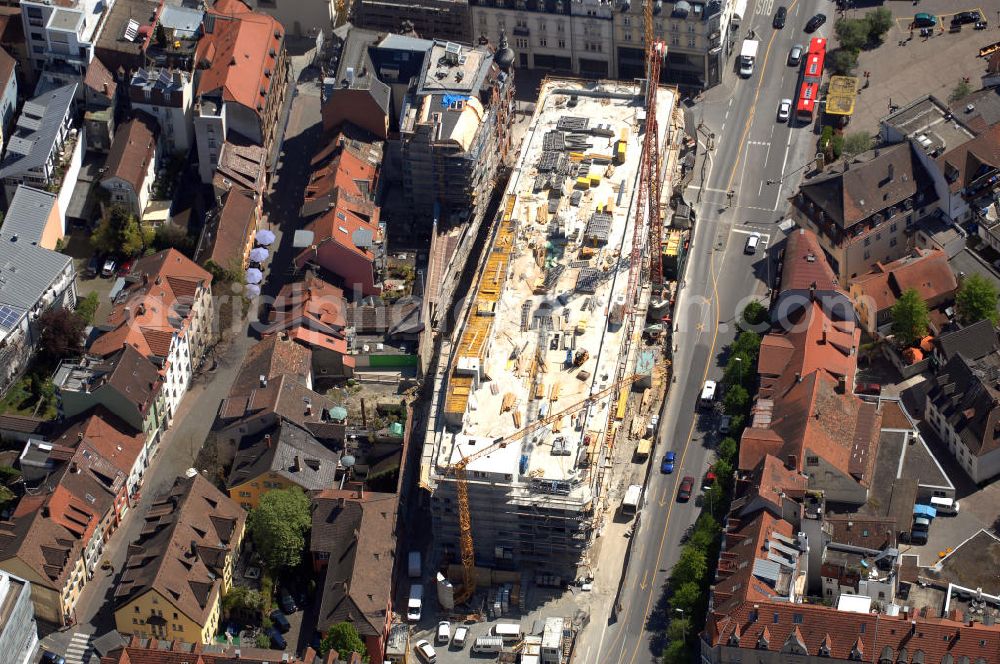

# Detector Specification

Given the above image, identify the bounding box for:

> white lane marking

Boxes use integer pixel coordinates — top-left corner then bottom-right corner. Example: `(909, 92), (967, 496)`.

(731, 227), (772, 246)
(756, 0), (775, 17)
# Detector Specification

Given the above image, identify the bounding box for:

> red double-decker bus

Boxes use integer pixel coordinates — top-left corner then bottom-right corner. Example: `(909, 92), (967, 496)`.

(796, 81), (819, 121)
(808, 37), (827, 56)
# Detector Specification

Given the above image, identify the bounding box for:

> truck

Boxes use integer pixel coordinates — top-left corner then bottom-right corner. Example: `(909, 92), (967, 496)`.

(407, 584), (423, 622)
(739, 39), (759, 77)
(622, 484), (643, 516)
(408, 551), (421, 578)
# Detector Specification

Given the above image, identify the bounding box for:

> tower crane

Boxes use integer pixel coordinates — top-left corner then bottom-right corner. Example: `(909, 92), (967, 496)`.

(447, 373), (641, 605)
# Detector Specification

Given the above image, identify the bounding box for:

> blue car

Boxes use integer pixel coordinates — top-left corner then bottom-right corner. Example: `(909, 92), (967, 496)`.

(661, 451), (676, 474)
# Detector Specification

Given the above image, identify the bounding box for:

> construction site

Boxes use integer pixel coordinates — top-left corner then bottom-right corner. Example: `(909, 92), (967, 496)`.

(419, 71), (685, 610)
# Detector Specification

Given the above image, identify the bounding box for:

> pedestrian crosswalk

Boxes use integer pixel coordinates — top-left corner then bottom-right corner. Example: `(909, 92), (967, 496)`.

(64, 631), (92, 664)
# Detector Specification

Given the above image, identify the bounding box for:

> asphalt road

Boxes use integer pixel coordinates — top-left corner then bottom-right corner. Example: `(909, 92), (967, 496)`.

(589, 0), (829, 661)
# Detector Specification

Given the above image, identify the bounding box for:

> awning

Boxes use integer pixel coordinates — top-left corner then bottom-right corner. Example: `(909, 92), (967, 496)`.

(913, 504), (937, 519)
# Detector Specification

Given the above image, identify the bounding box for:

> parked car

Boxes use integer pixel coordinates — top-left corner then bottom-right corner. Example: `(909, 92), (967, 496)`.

(41, 652), (66, 664)
(777, 99), (791, 122)
(415, 639), (437, 662)
(773, 6), (786, 28)
(678, 476), (694, 502)
(702, 466), (718, 490)
(856, 382), (882, 396)
(85, 255), (101, 278)
(267, 627), (287, 650)
(101, 258), (117, 277)
(453, 625), (469, 648)
(661, 451), (676, 474)
(788, 44), (803, 66)
(805, 13), (826, 32)
(913, 12), (937, 27)
(745, 232), (762, 255)
(719, 415), (731, 434)
(951, 10), (980, 26)
(279, 587), (297, 614)
(117, 258), (135, 277)
(436, 621), (451, 645)
(270, 609), (291, 633)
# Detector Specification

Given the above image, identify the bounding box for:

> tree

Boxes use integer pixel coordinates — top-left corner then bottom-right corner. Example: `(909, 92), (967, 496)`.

(153, 223), (194, 254)
(205, 258), (243, 284)
(741, 301), (769, 329)
(670, 582), (701, 613)
(842, 132), (873, 158)
(75, 292), (100, 325)
(222, 586), (265, 615)
(956, 273), (1000, 325)
(830, 133), (845, 159)
(320, 622), (367, 659)
(834, 18), (868, 51)
(890, 288), (930, 347)
(663, 641), (690, 664)
(37, 307), (85, 360)
(723, 352), (751, 391)
(718, 437), (738, 464)
(92, 205), (154, 256)
(950, 80), (973, 104)
(723, 384), (750, 417)
(829, 48), (859, 75)
(713, 458), (734, 491)
(690, 514), (721, 550)
(731, 330), (762, 362)
(672, 546), (707, 584)
(865, 8), (894, 41)
(247, 487), (312, 572)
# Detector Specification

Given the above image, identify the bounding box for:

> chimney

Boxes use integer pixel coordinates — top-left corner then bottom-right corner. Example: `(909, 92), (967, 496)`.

(259, 374), (268, 388)
(821, 323), (828, 344)
(78, 431), (84, 441)
(189, 540), (198, 558)
(795, 373), (802, 383)
(305, 399), (312, 416)
(785, 454), (797, 470)
(155, 275), (162, 285)
(293, 455), (301, 472)
(265, 434), (271, 448)
(70, 461), (78, 473)
(837, 375), (847, 394)
(143, 273), (149, 285)
(41, 505), (49, 518)
(809, 282), (816, 301)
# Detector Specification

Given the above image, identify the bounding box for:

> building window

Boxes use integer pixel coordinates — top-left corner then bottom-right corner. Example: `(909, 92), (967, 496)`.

(239, 491), (251, 497)
(875, 232), (881, 241)
(558, 38), (566, 48)
(688, 36), (696, 47)
(539, 37), (547, 46)
(864, 250), (871, 260)
(890, 222), (898, 232)
(890, 238), (897, 247)
(516, 18), (527, 28)
(557, 21), (565, 32)
(624, 16), (630, 25)
(516, 37), (528, 48)
(624, 32), (631, 41)
(671, 34), (679, 46)
(864, 236), (870, 246)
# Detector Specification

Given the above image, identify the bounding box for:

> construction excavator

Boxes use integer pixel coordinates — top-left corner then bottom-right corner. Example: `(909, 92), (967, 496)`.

(446, 373), (641, 605)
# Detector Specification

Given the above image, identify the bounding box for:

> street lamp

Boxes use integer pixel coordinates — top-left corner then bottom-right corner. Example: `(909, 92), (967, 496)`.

(674, 607), (688, 643)
(733, 356), (743, 384)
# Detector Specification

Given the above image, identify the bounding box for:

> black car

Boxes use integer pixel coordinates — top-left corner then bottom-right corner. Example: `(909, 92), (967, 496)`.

(805, 13), (826, 32)
(41, 653), (66, 664)
(951, 10), (980, 26)
(267, 627), (287, 650)
(279, 587), (297, 614)
(773, 6), (786, 28)
(270, 609), (291, 633)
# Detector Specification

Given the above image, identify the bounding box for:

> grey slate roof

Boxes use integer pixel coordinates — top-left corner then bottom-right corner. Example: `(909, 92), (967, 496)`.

(0, 234), (72, 324)
(0, 185), (57, 245)
(935, 319), (1000, 364)
(0, 84), (76, 181)
(227, 420), (341, 491)
(332, 27), (390, 117)
(158, 4), (203, 39)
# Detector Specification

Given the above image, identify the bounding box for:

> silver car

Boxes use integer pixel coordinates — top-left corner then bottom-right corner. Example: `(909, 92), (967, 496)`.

(777, 99), (792, 122)
(788, 44), (803, 66)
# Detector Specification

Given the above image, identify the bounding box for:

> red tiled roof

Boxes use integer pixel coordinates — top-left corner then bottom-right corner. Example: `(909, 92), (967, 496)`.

(100, 637), (332, 663)
(53, 408), (146, 478)
(852, 249), (957, 314)
(208, 186), (257, 268)
(780, 228), (839, 292)
(195, 0), (284, 120)
(90, 249), (211, 360)
(102, 114), (157, 193)
(83, 55), (116, 102)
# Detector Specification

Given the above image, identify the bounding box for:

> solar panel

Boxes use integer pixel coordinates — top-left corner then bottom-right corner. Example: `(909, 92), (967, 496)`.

(0, 304), (24, 331)
(157, 69), (172, 88)
(124, 19), (140, 42)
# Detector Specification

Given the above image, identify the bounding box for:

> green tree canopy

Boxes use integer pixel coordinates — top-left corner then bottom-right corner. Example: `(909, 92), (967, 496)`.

(842, 132), (873, 159)
(865, 8), (894, 40)
(741, 301), (769, 329)
(950, 80), (973, 103)
(829, 48), (859, 75)
(670, 582), (701, 613)
(718, 437), (738, 465)
(890, 287), (930, 347)
(956, 273), (999, 325)
(247, 487), (312, 572)
(320, 622), (367, 658)
(723, 384), (750, 417)
(75, 292), (100, 325)
(672, 546), (707, 584)
(835, 18), (868, 51)
(92, 205), (154, 256)
(222, 586), (265, 614)
(731, 330), (762, 362)
(663, 641), (690, 664)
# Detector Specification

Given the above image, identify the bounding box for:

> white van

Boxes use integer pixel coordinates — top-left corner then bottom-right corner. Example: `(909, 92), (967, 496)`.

(407, 584), (423, 622)
(472, 636), (505, 653)
(744, 233), (761, 255)
(699, 380), (717, 408)
(930, 496), (960, 515)
(492, 622), (523, 642)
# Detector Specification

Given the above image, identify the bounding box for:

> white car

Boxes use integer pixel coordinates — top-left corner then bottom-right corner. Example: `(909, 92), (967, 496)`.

(452, 625), (469, 648)
(101, 259), (117, 277)
(436, 620), (451, 645)
(415, 639), (437, 662)
(777, 99), (792, 122)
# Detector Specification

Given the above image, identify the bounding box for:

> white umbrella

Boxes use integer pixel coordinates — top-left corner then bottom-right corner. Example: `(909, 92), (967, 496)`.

(255, 229), (276, 245)
(245, 284), (262, 297)
(245, 268), (263, 284)
(249, 247), (269, 262)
